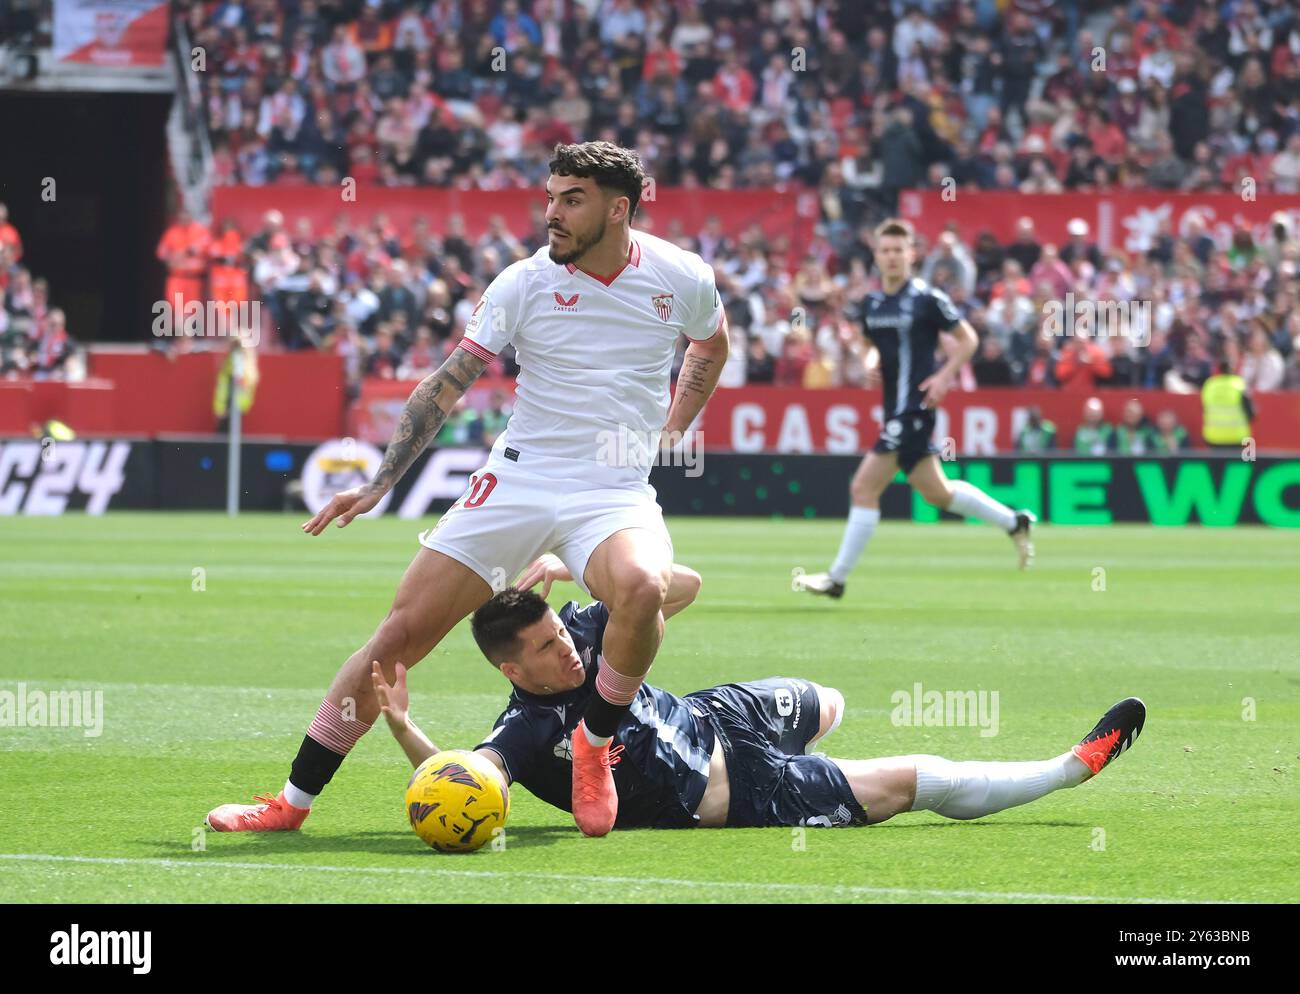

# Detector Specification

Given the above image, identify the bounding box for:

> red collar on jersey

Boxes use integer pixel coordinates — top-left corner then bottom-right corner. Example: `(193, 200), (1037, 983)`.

(564, 238), (641, 286)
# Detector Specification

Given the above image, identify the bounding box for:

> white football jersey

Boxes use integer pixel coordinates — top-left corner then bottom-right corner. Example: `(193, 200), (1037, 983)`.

(459, 232), (723, 478)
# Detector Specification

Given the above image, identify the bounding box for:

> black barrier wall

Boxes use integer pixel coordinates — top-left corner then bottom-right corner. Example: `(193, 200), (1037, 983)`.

(649, 453), (1300, 526)
(1, 438), (1298, 526)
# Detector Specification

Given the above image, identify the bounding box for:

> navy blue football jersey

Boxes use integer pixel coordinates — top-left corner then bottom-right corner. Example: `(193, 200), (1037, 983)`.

(861, 278), (962, 417)
(475, 601), (715, 829)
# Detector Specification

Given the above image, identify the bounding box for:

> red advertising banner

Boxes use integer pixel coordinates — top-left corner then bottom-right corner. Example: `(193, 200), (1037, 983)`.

(210, 187), (814, 260)
(0, 352), (345, 440)
(52, 0), (168, 68)
(899, 190), (1300, 253)
(696, 386), (1300, 454)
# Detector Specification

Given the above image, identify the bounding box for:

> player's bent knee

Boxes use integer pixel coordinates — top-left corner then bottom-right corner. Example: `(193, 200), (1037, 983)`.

(681, 566), (702, 597)
(810, 684), (844, 746)
(677, 567), (702, 605)
(370, 610), (434, 666)
(610, 566), (670, 616)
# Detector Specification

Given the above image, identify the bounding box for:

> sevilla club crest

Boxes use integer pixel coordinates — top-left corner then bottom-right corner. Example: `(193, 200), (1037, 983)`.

(651, 293), (674, 322)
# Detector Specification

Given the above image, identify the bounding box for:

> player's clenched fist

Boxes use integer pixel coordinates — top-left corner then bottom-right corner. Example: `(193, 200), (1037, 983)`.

(301, 484), (385, 536)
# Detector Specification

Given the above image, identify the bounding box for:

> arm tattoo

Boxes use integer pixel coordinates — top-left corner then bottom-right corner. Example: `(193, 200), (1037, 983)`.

(371, 349), (488, 490)
(675, 354), (715, 397)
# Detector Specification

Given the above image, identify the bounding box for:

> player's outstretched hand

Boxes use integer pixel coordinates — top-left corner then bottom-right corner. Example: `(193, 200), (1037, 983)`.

(301, 484), (385, 536)
(515, 553), (571, 598)
(371, 660), (409, 730)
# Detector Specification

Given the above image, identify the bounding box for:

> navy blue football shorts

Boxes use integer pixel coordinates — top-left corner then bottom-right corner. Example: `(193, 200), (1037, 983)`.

(872, 409), (939, 474)
(685, 678), (867, 828)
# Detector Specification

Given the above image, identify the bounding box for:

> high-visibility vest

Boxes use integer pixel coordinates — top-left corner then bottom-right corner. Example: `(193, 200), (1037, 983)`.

(1201, 374), (1249, 444)
(214, 349), (256, 418)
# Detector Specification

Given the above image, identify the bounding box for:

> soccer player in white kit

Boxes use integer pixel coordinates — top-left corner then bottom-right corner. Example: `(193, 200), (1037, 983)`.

(206, 142), (730, 838)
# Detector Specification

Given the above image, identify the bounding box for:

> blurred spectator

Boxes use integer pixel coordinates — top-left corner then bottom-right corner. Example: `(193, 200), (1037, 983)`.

(364, 325), (402, 379)
(1114, 398), (1156, 455)
(214, 333), (259, 434)
(1240, 322), (1285, 391)
(435, 396), (484, 446)
(1015, 406), (1058, 452)
(0, 203), (22, 263)
(157, 208), (211, 312)
(972, 335), (1013, 386)
(1152, 409), (1190, 453)
(1005, 217), (1042, 274)
(397, 326), (439, 380)
(776, 326), (814, 386)
(1074, 396), (1115, 455)
(1060, 219), (1102, 271)
(745, 336), (776, 384)
(1201, 358), (1254, 447)
(1166, 335), (1214, 392)
(1054, 335), (1114, 391)
(481, 389), (513, 446)
(922, 232), (976, 295)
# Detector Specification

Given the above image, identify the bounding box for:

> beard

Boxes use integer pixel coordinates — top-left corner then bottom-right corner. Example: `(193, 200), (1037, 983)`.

(547, 219), (606, 265)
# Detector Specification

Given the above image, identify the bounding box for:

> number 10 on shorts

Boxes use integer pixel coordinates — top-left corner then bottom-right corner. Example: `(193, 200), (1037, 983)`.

(462, 472), (498, 509)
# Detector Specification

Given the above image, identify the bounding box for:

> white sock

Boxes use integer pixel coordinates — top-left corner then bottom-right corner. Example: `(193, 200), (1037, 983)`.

(582, 724), (612, 747)
(828, 506), (880, 583)
(945, 480), (1018, 531)
(907, 752), (1090, 820)
(282, 780), (316, 810)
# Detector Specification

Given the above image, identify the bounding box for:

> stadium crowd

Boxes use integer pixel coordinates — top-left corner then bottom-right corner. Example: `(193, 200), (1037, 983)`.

(0, 201), (80, 380)
(9, 1), (1300, 441)
(184, 0), (1300, 202)
(171, 0), (1300, 399)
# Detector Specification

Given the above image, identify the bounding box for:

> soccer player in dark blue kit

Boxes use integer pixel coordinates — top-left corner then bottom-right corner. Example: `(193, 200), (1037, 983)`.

(372, 556), (1145, 831)
(795, 218), (1035, 600)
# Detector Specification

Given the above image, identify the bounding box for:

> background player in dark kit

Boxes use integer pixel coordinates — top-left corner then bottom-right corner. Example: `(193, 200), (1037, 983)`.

(797, 219), (1036, 600)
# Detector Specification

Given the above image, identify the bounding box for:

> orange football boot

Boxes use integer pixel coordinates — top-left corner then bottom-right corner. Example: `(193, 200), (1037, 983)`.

(570, 722), (622, 837)
(205, 790), (311, 832)
(1071, 698), (1146, 781)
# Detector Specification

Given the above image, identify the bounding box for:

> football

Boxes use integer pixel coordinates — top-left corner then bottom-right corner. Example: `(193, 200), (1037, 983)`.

(405, 750), (510, 853)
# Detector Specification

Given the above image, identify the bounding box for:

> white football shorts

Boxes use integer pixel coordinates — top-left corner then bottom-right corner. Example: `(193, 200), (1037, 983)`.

(418, 441), (673, 596)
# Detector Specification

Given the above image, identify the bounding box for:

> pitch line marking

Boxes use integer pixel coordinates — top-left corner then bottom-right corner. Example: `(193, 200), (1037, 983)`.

(0, 853), (1235, 904)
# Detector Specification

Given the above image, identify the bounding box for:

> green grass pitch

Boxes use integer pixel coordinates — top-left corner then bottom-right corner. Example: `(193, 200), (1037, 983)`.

(1, 512), (1296, 903)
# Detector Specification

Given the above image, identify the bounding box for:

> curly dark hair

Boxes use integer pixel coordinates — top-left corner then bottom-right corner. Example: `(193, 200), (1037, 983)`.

(471, 588), (551, 666)
(548, 141), (646, 220)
